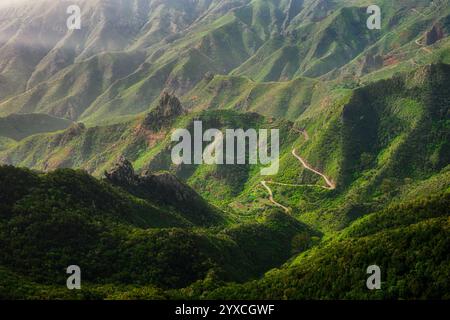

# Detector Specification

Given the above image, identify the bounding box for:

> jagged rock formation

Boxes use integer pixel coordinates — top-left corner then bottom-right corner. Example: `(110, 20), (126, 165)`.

(104, 156), (137, 186)
(140, 170), (196, 202)
(143, 92), (186, 131)
(104, 156), (224, 226)
(425, 23), (445, 45)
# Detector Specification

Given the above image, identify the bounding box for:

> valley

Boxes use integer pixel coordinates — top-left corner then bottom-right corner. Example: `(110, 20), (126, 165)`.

(261, 129), (335, 214)
(0, 0), (449, 300)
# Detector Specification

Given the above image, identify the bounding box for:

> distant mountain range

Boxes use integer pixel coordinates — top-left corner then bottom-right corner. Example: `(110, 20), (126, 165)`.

(0, 0), (448, 124)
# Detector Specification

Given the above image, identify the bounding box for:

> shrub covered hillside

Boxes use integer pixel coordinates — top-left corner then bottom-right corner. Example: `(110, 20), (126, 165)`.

(1, 168), (447, 299)
(174, 190), (450, 300)
(0, 165), (316, 298)
(0, 0), (449, 301)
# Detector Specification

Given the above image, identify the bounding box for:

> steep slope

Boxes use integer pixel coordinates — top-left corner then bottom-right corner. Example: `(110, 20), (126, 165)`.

(0, 0), (449, 301)
(0, 0), (232, 100)
(0, 93), (295, 207)
(184, 75), (320, 119)
(2, 63), (449, 229)
(0, 165), (199, 229)
(0, 165), (316, 294)
(224, 63), (450, 232)
(0, 136), (15, 151)
(195, 190), (450, 299)
(0, 0), (258, 122)
(1, 0), (448, 124)
(104, 156), (226, 227)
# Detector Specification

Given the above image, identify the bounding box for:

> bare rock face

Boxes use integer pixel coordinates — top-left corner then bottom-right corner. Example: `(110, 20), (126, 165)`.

(143, 92), (185, 131)
(425, 23), (444, 46)
(104, 156), (136, 185)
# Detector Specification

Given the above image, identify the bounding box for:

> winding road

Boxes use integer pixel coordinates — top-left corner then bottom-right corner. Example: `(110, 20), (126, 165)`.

(260, 180), (291, 213)
(260, 130), (335, 214)
(291, 148), (336, 190)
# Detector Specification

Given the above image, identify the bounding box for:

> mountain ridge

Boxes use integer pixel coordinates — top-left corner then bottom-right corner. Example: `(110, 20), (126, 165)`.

(0, 0), (449, 300)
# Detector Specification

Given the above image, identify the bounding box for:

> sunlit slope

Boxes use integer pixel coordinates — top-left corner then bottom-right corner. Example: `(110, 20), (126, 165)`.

(197, 190), (450, 299)
(2, 64), (448, 235)
(0, 0), (448, 124)
(225, 63), (450, 232)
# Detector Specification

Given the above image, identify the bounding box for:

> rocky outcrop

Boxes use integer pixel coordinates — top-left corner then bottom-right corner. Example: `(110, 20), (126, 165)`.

(104, 156), (194, 203)
(143, 92), (186, 131)
(104, 157), (224, 226)
(104, 156), (137, 185)
(425, 23), (444, 46)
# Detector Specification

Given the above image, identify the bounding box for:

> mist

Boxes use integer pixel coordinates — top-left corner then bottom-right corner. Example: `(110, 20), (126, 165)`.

(0, 0), (36, 8)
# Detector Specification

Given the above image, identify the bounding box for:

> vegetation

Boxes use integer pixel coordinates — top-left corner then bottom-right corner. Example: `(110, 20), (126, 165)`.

(0, 0), (449, 300)
(0, 166), (316, 298)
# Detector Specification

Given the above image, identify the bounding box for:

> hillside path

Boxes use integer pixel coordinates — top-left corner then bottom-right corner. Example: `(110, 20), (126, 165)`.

(260, 129), (335, 213)
(260, 180), (291, 213)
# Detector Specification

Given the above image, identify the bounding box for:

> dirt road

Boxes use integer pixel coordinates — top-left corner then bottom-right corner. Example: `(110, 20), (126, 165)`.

(260, 130), (335, 213)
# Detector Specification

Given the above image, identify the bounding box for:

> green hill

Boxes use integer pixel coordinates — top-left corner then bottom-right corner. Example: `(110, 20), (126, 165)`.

(0, 113), (72, 141)
(191, 190), (450, 300)
(0, 0), (449, 301)
(2, 63), (449, 232)
(0, 0), (448, 124)
(0, 93), (295, 208)
(0, 165), (316, 298)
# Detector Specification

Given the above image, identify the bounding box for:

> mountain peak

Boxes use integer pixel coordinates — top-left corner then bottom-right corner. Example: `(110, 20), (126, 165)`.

(143, 92), (186, 131)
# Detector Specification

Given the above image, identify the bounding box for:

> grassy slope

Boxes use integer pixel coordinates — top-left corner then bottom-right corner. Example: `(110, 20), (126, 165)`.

(0, 136), (16, 151)
(0, 0), (449, 300)
(2, 63), (449, 232)
(219, 63), (449, 235)
(0, 108), (295, 209)
(184, 75), (320, 120)
(0, 113), (73, 140)
(2, 1), (448, 125)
